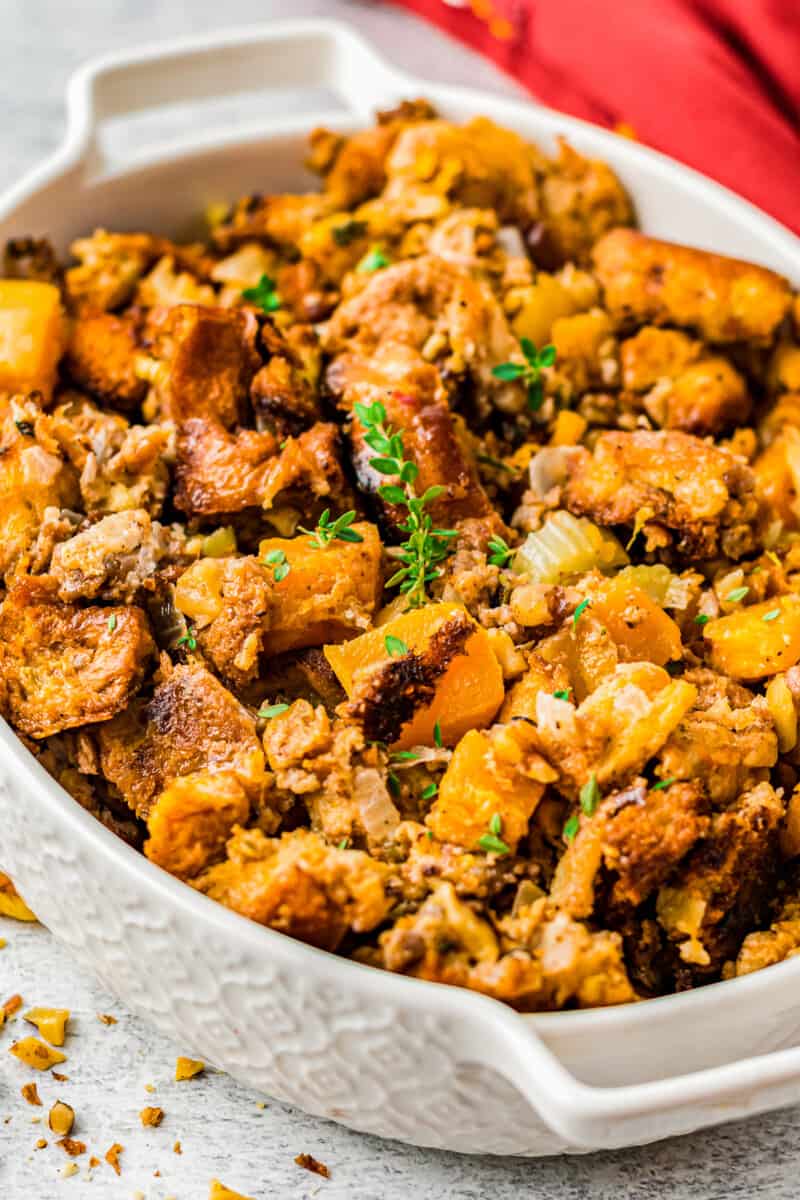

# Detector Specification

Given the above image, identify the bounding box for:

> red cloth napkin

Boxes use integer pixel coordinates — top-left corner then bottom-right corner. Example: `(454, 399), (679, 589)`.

(388, 0), (800, 235)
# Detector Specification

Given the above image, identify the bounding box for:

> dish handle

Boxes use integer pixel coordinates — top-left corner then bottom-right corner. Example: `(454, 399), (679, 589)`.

(462, 1000), (800, 1148)
(64, 19), (416, 175)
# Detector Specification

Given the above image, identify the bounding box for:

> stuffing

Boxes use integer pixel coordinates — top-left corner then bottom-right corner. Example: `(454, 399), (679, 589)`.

(50, 509), (185, 602)
(0, 575), (153, 738)
(63, 312), (147, 410)
(3, 101), (800, 1014)
(593, 229), (792, 344)
(564, 429), (762, 559)
(97, 661), (265, 817)
(195, 827), (391, 951)
(0, 395), (79, 581)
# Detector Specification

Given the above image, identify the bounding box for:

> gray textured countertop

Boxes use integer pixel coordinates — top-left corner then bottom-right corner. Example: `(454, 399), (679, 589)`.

(0, 2), (796, 1196)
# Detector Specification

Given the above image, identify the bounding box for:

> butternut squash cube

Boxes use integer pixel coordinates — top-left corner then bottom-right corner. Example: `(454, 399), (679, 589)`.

(257, 522), (382, 655)
(704, 596), (800, 680)
(325, 601), (504, 748)
(590, 575), (682, 666)
(427, 723), (553, 851)
(0, 280), (65, 402)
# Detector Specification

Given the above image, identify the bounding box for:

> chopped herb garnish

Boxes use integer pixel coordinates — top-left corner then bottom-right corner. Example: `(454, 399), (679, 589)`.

(477, 832), (510, 855)
(392, 750), (420, 761)
(694, 613), (710, 625)
(433, 720), (443, 748)
(357, 246), (390, 272)
(331, 219), (368, 246)
(492, 339), (556, 412)
(356, 399), (457, 607)
(420, 782), (438, 802)
(563, 814), (580, 842)
(261, 548), (291, 583)
(258, 703), (290, 719)
(652, 777), (676, 791)
(242, 273), (281, 313)
(763, 608), (781, 622)
(387, 771), (401, 796)
(579, 773), (600, 816)
(489, 813), (502, 836)
(573, 597), (591, 626)
(107, 614), (117, 633)
(176, 628), (198, 652)
(14, 419), (34, 437)
(298, 508), (363, 549)
(426, 828), (434, 840)
(726, 586), (749, 604)
(384, 634), (408, 657)
(487, 535), (514, 568)
(337, 838), (349, 850)
(553, 689), (570, 701)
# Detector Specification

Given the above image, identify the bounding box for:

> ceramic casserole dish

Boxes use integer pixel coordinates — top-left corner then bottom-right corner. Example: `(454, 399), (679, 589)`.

(2, 19), (800, 1156)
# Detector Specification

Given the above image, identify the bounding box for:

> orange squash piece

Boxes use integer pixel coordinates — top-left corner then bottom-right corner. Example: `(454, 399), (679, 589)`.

(704, 596), (800, 681)
(427, 723), (554, 851)
(0, 280), (65, 402)
(590, 575), (682, 666)
(324, 601), (504, 748)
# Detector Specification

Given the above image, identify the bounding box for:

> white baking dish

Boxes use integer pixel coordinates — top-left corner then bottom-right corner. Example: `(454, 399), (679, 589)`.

(3, 19), (800, 1156)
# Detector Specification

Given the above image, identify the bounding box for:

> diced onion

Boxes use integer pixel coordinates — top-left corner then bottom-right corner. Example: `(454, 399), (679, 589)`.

(355, 768), (401, 841)
(515, 511), (628, 585)
(527, 446), (576, 498)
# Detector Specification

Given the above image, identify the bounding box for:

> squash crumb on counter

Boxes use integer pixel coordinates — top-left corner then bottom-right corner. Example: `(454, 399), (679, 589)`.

(1, 99), (799, 1015)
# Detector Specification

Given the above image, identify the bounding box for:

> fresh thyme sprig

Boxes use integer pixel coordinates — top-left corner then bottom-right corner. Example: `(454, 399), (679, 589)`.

(492, 338), (556, 411)
(354, 399), (457, 608)
(487, 534), (514, 568)
(357, 246), (390, 273)
(177, 626), (198, 652)
(261, 548), (291, 582)
(242, 274), (281, 313)
(298, 508), (364, 549)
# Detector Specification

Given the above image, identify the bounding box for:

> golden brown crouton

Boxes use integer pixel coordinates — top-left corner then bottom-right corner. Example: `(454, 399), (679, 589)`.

(174, 418), (278, 517)
(657, 669), (777, 806)
(657, 782), (785, 971)
(620, 326), (701, 391)
(97, 660), (265, 817)
(0, 576), (154, 738)
(142, 304), (261, 426)
(48, 395), (171, 517)
(620, 326), (751, 433)
(260, 421), (352, 514)
(63, 312), (146, 410)
(593, 229), (792, 343)
(601, 781), (710, 910)
(728, 890), (800, 978)
(50, 510), (185, 602)
(195, 827), (391, 951)
(564, 429), (762, 559)
(211, 193), (334, 254)
(534, 138), (634, 268)
(325, 256), (522, 413)
(0, 396), (79, 581)
(383, 117), (539, 227)
(174, 556), (270, 686)
(145, 770), (250, 878)
(65, 230), (211, 314)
